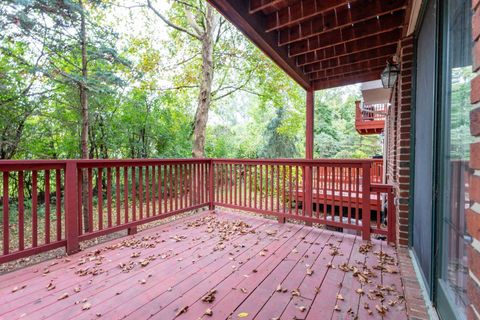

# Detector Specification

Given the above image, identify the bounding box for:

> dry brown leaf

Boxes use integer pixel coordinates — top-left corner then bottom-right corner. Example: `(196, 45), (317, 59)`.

(240, 288), (248, 294)
(139, 279), (146, 285)
(82, 302), (92, 310)
(47, 281), (56, 291)
(356, 288), (365, 295)
(375, 305), (387, 315)
(58, 292), (69, 300)
(11, 284), (26, 293)
(291, 288), (300, 297)
(175, 306), (188, 317)
(306, 267), (313, 276)
(299, 306), (307, 312)
(336, 293), (344, 301)
(74, 287), (81, 293)
(334, 305), (341, 312)
(201, 289), (217, 303)
(276, 284), (282, 292)
(204, 308), (213, 316)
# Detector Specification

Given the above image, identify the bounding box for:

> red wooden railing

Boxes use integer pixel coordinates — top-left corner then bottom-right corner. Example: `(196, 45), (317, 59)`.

(356, 102), (387, 122)
(0, 158), (395, 264)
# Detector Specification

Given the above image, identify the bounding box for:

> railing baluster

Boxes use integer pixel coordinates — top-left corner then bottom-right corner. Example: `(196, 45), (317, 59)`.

(32, 170), (38, 247)
(45, 170), (51, 244)
(18, 171), (25, 250)
(87, 168), (93, 232)
(132, 167), (136, 221)
(97, 168), (103, 230)
(55, 169), (62, 241)
(116, 167), (121, 225)
(3, 172), (9, 254)
(123, 167), (129, 224)
(107, 167), (112, 228)
(139, 166), (143, 220)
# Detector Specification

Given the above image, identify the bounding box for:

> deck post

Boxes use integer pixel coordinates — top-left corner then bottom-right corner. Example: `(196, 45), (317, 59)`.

(209, 159), (215, 211)
(362, 162), (371, 240)
(65, 160), (80, 254)
(387, 187), (396, 245)
(304, 88), (314, 226)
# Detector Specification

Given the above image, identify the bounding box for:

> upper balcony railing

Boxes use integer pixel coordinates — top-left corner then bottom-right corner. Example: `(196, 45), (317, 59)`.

(355, 101), (387, 135)
(0, 158), (395, 264)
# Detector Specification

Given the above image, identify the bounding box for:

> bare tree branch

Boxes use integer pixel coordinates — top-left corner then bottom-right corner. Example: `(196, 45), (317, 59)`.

(146, 0), (201, 40)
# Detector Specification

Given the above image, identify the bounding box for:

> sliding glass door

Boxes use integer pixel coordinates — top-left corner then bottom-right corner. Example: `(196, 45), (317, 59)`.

(436, 0), (473, 318)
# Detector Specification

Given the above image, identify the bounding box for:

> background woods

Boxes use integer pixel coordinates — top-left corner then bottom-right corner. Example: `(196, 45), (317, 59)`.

(0, 0), (382, 162)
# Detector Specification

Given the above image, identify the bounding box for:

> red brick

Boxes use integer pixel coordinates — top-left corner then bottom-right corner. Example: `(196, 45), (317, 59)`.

(471, 174), (480, 202)
(467, 209), (480, 240)
(471, 142), (480, 169)
(472, 107), (480, 136)
(468, 245), (480, 281)
(467, 277), (480, 316)
(474, 40), (480, 72)
(472, 76), (480, 104)
(474, 9), (480, 41)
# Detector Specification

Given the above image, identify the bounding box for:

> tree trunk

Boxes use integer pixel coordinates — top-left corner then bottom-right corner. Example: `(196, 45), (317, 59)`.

(192, 5), (216, 158)
(79, 0), (90, 232)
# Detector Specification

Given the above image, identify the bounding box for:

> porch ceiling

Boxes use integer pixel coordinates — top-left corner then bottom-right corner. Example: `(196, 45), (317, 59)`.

(207, 0), (410, 90)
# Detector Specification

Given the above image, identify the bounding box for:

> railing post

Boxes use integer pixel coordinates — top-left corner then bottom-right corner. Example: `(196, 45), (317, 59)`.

(304, 165), (313, 226)
(387, 188), (396, 245)
(65, 160), (80, 254)
(209, 159), (215, 211)
(355, 100), (361, 123)
(362, 163), (371, 241)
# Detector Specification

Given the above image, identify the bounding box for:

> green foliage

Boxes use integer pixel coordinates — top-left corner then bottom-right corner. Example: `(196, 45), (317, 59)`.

(0, 0), (382, 161)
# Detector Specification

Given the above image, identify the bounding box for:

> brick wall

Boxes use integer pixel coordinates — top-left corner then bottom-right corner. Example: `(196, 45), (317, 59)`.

(468, 1), (480, 319)
(385, 37), (413, 247)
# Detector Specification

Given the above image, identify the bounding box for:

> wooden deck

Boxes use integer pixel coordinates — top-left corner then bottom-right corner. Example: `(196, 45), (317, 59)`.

(0, 211), (407, 320)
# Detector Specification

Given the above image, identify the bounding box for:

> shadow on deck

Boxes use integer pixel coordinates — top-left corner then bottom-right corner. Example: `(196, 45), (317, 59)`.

(0, 211), (407, 320)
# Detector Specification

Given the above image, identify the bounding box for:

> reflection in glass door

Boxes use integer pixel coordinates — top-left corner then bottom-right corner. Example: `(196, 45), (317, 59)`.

(438, 0), (473, 318)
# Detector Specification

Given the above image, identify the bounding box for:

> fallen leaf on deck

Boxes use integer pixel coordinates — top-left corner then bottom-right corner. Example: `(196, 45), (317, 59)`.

(240, 288), (248, 294)
(356, 288), (365, 295)
(11, 284), (26, 293)
(47, 281), (56, 291)
(291, 288), (300, 297)
(201, 289), (217, 303)
(82, 302), (92, 310)
(74, 286), (81, 293)
(334, 305), (341, 311)
(299, 306), (307, 312)
(175, 306), (188, 317)
(276, 284), (282, 292)
(238, 312), (249, 318)
(58, 292), (69, 300)
(204, 308), (213, 316)
(306, 267), (313, 276)
(336, 294), (344, 300)
(139, 279), (146, 284)
(265, 230), (277, 236)
(375, 305), (387, 314)
(140, 260), (149, 267)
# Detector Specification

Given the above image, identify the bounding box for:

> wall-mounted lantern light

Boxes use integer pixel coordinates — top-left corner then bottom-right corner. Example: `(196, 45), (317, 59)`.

(381, 61), (400, 89)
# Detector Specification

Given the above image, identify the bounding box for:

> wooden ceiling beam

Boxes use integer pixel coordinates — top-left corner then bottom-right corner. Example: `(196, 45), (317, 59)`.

(266, 0), (407, 32)
(308, 57), (387, 81)
(303, 43), (397, 73)
(279, 9), (405, 47)
(312, 70), (382, 90)
(289, 24), (403, 57)
(207, 0), (310, 89)
(249, 0), (297, 14)
(295, 28), (402, 66)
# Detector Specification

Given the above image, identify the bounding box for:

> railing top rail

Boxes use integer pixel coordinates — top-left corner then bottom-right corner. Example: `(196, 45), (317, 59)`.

(211, 158), (376, 166)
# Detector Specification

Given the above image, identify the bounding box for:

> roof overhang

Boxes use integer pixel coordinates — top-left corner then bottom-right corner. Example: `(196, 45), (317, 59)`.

(207, 0), (411, 91)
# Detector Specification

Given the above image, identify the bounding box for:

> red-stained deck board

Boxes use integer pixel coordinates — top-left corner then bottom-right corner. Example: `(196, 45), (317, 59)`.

(228, 226), (325, 319)
(0, 211), (220, 307)
(8, 214), (268, 320)
(0, 211), (407, 320)
(252, 229), (334, 319)
(88, 219), (287, 319)
(125, 219), (303, 319)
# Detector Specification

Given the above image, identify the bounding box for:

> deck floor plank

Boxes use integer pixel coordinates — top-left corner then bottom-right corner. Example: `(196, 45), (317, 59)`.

(0, 211), (408, 320)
